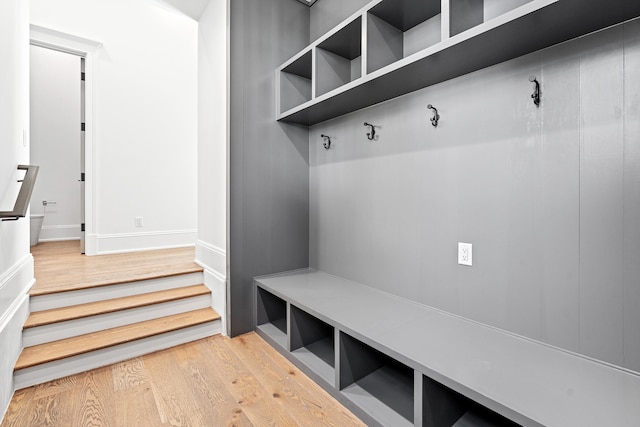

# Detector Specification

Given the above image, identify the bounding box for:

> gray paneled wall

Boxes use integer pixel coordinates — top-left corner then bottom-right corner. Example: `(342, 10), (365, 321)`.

(229, 0), (310, 337)
(308, 19), (640, 372)
(309, 0), (370, 43)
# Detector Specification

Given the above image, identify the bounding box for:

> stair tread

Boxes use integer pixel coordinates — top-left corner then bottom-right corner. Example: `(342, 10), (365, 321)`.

(30, 263), (204, 297)
(24, 284), (211, 329)
(15, 308), (220, 370)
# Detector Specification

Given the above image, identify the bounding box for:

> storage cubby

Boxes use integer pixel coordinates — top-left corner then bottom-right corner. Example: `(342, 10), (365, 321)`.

(423, 376), (519, 427)
(315, 17), (362, 97)
(279, 50), (312, 113)
(340, 332), (414, 427)
(289, 305), (335, 385)
(450, 0), (533, 37)
(367, 0), (441, 73)
(256, 287), (287, 348)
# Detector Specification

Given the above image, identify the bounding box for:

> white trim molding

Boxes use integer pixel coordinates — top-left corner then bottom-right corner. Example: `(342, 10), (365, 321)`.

(30, 25), (102, 256)
(0, 255), (34, 423)
(195, 240), (226, 277)
(39, 224), (81, 242)
(93, 229), (198, 255)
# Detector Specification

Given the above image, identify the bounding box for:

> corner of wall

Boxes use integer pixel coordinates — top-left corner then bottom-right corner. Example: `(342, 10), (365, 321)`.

(195, 240), (227, 335)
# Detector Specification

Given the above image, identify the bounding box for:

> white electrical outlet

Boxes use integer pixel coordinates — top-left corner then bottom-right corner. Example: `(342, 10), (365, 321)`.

(458, 242), (472, 266)
(135, 216), (143, 227)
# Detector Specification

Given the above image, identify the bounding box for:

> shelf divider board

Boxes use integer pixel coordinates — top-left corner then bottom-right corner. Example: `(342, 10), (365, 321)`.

(289, 305), (335, 385)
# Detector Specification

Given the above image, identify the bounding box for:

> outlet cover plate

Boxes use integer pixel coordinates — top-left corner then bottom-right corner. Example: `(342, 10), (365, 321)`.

(458, 242), (472, 266)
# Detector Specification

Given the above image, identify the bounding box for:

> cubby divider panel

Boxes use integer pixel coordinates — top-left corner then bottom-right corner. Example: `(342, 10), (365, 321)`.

(340, 332), (414, 427)
(367, 0), (441, 73)
(316, 17), (362, 96)
(279, 50), (312, 113)
(256, 287), (287, 348)
(423, 376), (520, 427)
(289, 305), (335, 385)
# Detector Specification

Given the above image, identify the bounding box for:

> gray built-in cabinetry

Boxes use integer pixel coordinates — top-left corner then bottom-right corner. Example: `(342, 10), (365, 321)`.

(276, 0), (640, 125)
(255, 270), (640, 427)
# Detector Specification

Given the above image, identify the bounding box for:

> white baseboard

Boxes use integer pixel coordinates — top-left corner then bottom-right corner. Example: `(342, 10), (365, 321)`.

(38, 224), (80, 242)
(194, 240), (227, 336)
(195, 240), (226, 277)
(91, 229), (197, 255)
(0, 255), (33, 424)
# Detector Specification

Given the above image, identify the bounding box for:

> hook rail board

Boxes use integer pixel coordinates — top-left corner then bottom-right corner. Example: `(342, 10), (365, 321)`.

(275, 0), (640, 126)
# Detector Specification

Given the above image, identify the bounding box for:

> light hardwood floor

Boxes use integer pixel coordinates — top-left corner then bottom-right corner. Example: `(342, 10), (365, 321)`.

(2, 333), (365, 427)
(30, 241), (201, 295)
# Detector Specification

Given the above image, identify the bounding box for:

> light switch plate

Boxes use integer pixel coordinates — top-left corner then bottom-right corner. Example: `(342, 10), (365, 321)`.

(458, 242), (472, 266)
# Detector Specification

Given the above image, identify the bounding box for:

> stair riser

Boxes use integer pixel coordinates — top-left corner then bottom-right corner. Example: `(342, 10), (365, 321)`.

(14, 320), (221, 390)
(23, 294), (212, 347)
(30, 272), (204, 312)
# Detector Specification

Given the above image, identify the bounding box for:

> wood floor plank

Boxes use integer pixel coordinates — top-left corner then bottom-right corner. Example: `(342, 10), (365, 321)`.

(25, 284), (210, 328)
(16, 309), (220, 370)
(30, 241), (202, 295)
(227, 333), (366, 427)
(2, 333), (363, 427)
(203, 335), (301, 426)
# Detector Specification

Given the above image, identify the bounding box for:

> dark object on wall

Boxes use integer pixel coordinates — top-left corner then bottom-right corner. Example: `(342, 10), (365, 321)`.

(364, 122), (377, 140)
(529, 75), (541, 107)
(0, 165), (40, 221)
(427, 104), (440, 127)
(321, 134), (332, 150)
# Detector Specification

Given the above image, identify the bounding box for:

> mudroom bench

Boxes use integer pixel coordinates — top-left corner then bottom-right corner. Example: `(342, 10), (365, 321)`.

(254, 269), (640, 427)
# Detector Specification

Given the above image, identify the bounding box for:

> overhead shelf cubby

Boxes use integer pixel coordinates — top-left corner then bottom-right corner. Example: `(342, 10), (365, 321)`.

(279, 50), (313, 114)
(256, 287), (287, 349)
(289, 305), (335, 386)
(340, 332), (414, 427)
(367, 0), (441, 73)
(450, 0), (534, 36)
(315, 17), (362, 97)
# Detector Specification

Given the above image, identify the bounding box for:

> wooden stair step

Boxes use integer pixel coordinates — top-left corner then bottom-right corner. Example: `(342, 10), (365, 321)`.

(15, 308), (220, 370)
(24, 284), (211, 329)
(29, 263), (204, 297)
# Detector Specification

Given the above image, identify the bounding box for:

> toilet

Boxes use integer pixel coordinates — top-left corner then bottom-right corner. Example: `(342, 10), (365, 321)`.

(30, 214), (44, 246)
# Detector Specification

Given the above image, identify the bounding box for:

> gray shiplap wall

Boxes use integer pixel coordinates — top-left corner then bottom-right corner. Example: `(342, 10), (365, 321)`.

(308, 19), (640, 371)
(229, 0), (310, 336)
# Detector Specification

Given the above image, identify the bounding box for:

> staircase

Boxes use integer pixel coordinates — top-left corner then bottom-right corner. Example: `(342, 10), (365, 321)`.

(14, 246), (222, 390)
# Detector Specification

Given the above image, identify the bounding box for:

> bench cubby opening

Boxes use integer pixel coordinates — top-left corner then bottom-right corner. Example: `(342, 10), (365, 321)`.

(339, 331), (414, 427)
(367, 0), (441, 73)
(256, 287), (287, 348)
(289, 305), (335, 385)
(423, 376), (520, 427)
(279, 50), (312, 113)
(449, 0), (533, 37)
(316, 17), (362, 97)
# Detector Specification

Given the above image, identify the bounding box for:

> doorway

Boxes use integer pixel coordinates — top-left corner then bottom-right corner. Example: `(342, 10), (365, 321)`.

(29, 44), (86, 253)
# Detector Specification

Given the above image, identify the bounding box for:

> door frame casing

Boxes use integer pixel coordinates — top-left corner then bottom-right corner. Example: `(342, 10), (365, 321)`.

(30, 25), (101, 256)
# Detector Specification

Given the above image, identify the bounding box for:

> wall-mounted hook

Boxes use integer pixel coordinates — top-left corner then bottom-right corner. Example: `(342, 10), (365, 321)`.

(529, 75), (540, 107)
(364, 122), (377, 140)
(427, 104), (440, 127)
(321, 134), (331, 150)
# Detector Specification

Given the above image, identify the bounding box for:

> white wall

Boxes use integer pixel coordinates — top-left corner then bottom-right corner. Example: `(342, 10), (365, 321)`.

(0, 0), (33, 421)
(30, 0), (199, 254)
(30, 45), (82, 242)
(197, 0), (228, 333)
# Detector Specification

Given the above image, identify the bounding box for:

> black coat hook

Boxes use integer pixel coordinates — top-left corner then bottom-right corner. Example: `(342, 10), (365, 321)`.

(427, 104), (439, 127)
(364, 122), (376, 140)
(321, 134), (331, 150)
(529, 75), (540, 107)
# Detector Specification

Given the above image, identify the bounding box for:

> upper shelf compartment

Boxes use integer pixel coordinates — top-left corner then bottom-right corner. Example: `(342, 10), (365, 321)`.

(367, 0), (441, 74)
(316, 17), (362, 97)
(276, 0), (640, 126)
